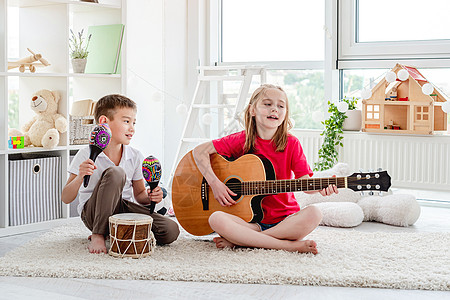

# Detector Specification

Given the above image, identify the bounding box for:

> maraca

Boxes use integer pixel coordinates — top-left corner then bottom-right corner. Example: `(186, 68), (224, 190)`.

(83, 123), (111, 187)
(142, 155), (162, 213)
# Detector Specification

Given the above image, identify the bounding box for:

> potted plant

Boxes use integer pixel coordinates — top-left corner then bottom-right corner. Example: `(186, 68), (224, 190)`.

(314, 97), (358, 171)
(69, 29), (91, 73)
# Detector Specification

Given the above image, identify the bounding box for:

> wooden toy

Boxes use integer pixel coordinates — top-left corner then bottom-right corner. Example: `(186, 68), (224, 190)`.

(7, 48), (50, 73)
(362, 64), (448, 135)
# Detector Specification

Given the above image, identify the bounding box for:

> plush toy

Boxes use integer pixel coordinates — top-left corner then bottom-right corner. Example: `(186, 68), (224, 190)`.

(8, 89), (67, 149)
(295, 163), (421, 227)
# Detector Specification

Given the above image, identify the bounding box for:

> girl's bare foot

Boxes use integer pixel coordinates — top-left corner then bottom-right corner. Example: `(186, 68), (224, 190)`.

(291, 239), (318, 254)
(88, 234), (107, 254)
(213, 236), (235, 249)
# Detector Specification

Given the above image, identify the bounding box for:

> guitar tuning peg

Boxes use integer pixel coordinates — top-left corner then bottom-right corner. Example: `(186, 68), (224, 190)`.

(369, 191), (374, 196)
(377, 167), (383, 172)
(359, 168), (364, 173)
(360, 191), (365, 196)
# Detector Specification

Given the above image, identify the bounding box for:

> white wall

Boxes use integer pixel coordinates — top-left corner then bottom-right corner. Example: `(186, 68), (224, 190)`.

(126, 0), (190, 184)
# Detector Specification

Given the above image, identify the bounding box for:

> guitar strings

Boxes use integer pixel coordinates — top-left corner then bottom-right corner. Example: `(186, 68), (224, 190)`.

(204, 176), (382, 193)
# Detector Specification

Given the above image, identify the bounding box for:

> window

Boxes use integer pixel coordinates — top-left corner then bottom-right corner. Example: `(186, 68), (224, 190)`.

(221, 0), (325, 129)
(366, 104), (379, 121)
(266, 70), (325, 129)
(416, 106), (429, 121)
(358, 1), (450, 43)
(342, 68), (385, 102)
(339, 0), (450, 63)
(221, 0), (324, 62)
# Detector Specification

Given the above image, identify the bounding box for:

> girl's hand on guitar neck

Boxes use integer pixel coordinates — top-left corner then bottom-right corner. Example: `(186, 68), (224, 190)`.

(303, 175), (339, 196)
(318, 174), (339, 196)
(318, 184), (339, 196)
(209, 179), (237, 207)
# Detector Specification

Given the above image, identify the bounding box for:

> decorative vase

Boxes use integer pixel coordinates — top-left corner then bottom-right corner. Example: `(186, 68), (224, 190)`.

(343, 109), (362, 131)
(71, 58), (87, 73)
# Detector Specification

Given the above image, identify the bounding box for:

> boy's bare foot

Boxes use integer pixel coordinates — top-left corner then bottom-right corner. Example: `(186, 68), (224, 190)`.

(88, 234), (107, 254)
(213, 236), (235, 249)
(291, 239), (318, 254)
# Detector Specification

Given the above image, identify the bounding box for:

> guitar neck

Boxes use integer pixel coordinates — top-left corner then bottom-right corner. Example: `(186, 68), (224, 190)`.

(238, 177), (347, 196)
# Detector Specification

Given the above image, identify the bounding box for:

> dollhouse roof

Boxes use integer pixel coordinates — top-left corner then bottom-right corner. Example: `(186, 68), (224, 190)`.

(401, 65), (426, 81)
(368, 63), (448, 102)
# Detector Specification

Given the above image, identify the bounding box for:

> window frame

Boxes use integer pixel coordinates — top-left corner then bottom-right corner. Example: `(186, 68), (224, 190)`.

(339, 0), (450, 69)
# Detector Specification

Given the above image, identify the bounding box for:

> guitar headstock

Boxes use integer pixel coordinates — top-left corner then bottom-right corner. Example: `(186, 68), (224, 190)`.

(347, 171), (391, 192)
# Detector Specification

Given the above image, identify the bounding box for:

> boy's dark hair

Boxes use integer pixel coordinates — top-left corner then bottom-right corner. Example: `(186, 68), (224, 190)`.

(94, 94), (137, 123)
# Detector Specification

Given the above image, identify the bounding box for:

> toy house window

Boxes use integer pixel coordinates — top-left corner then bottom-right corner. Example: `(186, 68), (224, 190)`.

(366, 105), (380, 120)
(416, 106), (429, 121)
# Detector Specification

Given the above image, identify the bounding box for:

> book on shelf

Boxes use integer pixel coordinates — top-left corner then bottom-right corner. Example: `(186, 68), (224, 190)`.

(85, 24), (124, 74)
(71, 99), (96, 116)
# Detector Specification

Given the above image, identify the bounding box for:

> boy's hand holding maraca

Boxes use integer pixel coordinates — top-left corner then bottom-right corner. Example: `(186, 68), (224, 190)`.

(147, 186), (163, 206)
(83, 123), (111, 188)
(142, 155), (162, 213)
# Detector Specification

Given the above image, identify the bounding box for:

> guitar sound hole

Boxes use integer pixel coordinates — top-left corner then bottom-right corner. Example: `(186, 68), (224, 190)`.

(225, 178), (242, 201)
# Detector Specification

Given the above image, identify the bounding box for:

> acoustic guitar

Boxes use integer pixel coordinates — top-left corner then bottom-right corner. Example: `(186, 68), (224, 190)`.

(171, 151), (391, 236)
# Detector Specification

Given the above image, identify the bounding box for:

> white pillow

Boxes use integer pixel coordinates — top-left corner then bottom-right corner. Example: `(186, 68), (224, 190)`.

(358, 194), (420, 226)
(312, 202), (364, 228)
(296, 188), (362, 208)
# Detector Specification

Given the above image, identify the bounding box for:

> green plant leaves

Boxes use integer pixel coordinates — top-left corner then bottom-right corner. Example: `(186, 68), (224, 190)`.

(313, 97), (358, 171)
(69, 29), (91, 59)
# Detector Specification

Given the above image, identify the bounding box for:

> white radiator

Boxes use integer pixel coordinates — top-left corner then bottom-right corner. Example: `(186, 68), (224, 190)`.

(294, 130), (450, 191)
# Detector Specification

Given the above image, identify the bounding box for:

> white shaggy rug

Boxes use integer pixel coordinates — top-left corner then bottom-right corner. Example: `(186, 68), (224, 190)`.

(0, 223), (449, 291)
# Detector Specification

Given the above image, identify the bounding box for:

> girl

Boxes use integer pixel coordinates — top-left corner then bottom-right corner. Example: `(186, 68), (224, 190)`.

(192, 84), (337, 254)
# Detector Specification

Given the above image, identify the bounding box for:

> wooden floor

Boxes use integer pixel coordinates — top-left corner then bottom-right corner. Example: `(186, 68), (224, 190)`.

(1, 205), (449, 300)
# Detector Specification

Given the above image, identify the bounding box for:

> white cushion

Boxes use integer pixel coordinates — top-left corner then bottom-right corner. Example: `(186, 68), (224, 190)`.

(296, 188), (362, 208)
(312, 202), (364, 228)
(358, 194), (420, 226)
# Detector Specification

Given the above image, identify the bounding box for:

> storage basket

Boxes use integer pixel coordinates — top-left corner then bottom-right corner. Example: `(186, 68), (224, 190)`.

(8, 155), (62, 226)
(69, 115), (95, 145)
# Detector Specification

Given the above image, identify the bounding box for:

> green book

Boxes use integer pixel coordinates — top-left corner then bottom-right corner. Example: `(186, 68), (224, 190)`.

(85, 24), (124, 74)
(114, 45), (122, 74)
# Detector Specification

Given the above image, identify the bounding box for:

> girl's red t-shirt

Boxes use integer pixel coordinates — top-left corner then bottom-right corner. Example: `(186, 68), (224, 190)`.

(212, 131), (313, 224)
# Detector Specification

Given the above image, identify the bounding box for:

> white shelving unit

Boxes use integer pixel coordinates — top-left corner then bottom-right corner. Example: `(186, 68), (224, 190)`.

(0, 0), (126, 236)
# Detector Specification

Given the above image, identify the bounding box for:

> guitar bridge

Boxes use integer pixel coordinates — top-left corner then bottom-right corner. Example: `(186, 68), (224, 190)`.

(201, 178), (209, 211)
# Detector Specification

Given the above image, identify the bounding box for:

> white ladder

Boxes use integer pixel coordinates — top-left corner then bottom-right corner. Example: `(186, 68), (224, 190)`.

(168, 65), (266, 188)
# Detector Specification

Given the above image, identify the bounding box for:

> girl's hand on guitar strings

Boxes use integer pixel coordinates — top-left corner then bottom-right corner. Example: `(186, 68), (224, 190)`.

(319, 184), (339, 196)
(318, 175), (338, 196)
(210, 180), (237, 207)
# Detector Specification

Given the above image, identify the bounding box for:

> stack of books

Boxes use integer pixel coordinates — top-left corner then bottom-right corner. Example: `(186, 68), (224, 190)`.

(71, 99), (96, 117)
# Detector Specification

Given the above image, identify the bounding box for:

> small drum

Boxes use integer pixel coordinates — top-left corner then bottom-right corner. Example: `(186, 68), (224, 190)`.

(109, 213), (156, 258)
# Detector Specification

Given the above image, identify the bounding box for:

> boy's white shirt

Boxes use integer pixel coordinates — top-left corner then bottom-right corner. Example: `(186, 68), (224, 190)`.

(68, 145), (144, 215)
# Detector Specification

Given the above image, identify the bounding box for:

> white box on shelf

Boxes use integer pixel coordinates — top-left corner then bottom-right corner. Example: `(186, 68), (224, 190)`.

(8, 155), (62, 226)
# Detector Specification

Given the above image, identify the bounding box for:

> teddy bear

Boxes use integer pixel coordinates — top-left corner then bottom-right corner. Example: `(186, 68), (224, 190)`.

(295, 163), (421, 227)
(8, 89), (67, 149)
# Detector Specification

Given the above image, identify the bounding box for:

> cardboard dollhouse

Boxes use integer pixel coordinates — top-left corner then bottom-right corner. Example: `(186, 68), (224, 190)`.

(362, 64), (448, 135)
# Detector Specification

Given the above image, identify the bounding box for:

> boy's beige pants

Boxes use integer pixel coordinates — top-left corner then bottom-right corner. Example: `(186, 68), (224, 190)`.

(81, 166), (179, 245)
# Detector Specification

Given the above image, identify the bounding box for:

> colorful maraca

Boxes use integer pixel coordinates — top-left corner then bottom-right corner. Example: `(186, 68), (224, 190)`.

(83, 123), (111, 188)
(142, 155), (162, 213)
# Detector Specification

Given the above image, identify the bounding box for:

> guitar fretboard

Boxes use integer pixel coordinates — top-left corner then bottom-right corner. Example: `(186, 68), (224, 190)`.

(226, 177), (347, 196)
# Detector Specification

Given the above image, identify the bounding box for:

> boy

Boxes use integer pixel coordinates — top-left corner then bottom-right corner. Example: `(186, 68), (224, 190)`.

(61, 94), (179, 254)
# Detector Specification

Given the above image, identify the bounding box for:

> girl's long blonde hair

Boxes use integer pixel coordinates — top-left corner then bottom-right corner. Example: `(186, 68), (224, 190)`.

(243, 84), (293, 153)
